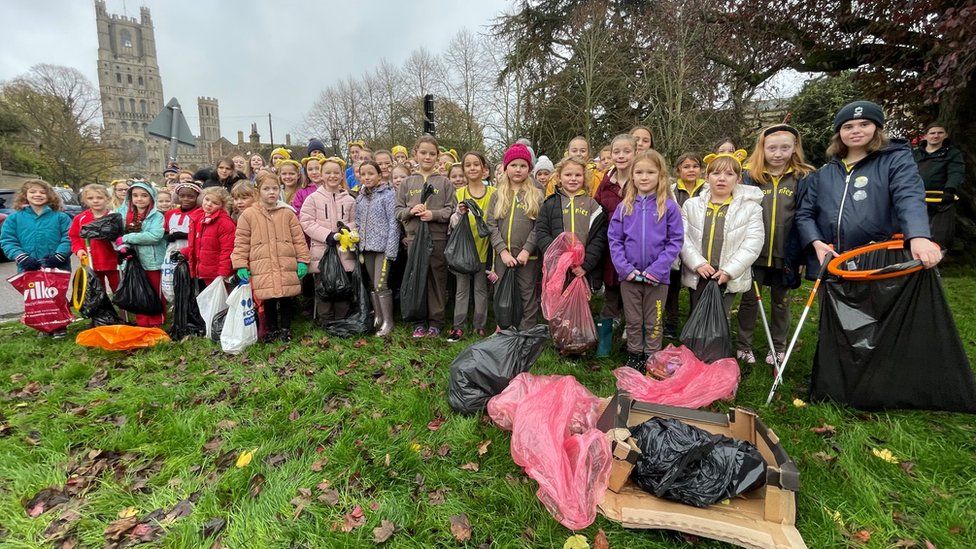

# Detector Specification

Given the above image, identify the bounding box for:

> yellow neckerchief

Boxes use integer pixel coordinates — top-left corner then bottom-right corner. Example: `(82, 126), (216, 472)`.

(841, 158), (861, 173)
(677, 178), (705, 197)
(560, 188), (587, 234)
(705, 195), (733, 264)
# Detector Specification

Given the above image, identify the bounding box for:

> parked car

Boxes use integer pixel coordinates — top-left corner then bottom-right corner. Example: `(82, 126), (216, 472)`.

(54, 188), (84, 219)
(0, 189), (14, 216)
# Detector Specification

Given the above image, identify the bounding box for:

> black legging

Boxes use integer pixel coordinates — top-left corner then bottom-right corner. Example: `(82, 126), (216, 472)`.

(263, 297), (295, 331)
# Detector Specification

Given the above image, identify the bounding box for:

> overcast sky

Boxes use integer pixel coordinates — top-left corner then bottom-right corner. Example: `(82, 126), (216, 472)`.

(0, 0), (511, 143)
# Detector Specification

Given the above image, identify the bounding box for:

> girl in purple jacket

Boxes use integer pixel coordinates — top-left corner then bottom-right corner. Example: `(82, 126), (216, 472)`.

(608, 150), (684, 370)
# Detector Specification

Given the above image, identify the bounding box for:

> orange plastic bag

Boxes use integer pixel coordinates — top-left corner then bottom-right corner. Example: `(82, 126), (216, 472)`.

(75, 325), (170, 351)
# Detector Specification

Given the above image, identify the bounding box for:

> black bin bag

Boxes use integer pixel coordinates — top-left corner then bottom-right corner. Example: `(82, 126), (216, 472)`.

(400, 222), (433, 322)
(315, 246), (354, 301)
(210, 308), (228, 343)
(811, 246), (976, 412)
(78, 212), (124, 241)
(448, 325), (549, 414)
(168, 257), (206, 339)
(679, 280), (732, 363)
(445, 211), (482, 275)
(630, 417), (767, 508)
(493, 267), (523, 330)
(72, 264), (121, 326)
(322, 251), (374, 337)
(113, 255), (164, 316)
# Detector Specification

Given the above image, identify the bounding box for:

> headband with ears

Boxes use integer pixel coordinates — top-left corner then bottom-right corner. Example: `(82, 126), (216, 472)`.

(348, 140), (366, 149)
(322, 156), (348, 170)
(762, 124), (800, 138)
(391, 145), (408, 157)
(278, 159), (302, 171)
(438, 147), (459, 163)
(703, 149), (748, 168)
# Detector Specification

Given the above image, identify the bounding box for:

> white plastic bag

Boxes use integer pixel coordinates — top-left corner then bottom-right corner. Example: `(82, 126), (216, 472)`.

(196, 277), (229, 338)
(220, 283), (257, 354)
(160, 242), (181, 303)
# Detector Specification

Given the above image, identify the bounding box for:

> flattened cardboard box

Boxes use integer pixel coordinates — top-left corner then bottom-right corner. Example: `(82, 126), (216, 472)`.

(596, 392), (807, 549)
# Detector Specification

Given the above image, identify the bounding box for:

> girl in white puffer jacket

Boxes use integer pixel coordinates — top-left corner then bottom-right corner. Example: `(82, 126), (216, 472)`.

(680, 150), (764, 314)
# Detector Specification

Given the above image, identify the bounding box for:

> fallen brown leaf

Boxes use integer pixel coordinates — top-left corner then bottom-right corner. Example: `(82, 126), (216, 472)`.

(341, 505), (365, 532)
(103, 516), (138, 542)
(449, 513), (472, 542)
(900, 461), (916, 476)
(810, 424), (836, 436)
(850, 529), (871, 544)
(24, 487), (69, 518)
(201, 517), (226, 538)
(594, 528), (610, 549)
(202, 437), (224, 453)
(477, 439), (491, 456)
(216, 419), (238, 430)
(428, 488), (448, 505)
(373, 519), (395, 543)
(460, 462), (480, 472)
(437, 444), (451, 457)
(288, 410), (300, 422)
(249, 474), (265, 498)
(812, 451), (837, 463)
(427, 417), (446, 431)
(354, 338), (368, 348)
(311, 459), (326, 472)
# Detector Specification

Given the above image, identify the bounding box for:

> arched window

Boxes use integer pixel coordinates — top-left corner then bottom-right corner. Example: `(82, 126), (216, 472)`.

(118, 98), (125, 112)
(120, 122), (128, 133)
(121, 29), (133, 48)
(116, 73), (121, 83)
(129, 98), (135, 112)
(127, 74), (132, 84)
(140, 100), (147, 114)
(138, 76), (144, 86)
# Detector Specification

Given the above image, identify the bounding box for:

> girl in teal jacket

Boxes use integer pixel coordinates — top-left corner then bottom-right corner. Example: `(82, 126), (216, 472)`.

(0, 179), (72, 273)
(115, 181), (167, 326)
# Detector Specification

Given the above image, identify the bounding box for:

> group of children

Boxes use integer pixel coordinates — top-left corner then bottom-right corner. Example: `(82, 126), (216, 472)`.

(1, 100), (942, 370)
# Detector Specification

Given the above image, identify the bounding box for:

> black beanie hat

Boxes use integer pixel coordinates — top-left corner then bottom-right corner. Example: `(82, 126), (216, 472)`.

(833, 101), (884, 132)
(307, 138), (327, 157)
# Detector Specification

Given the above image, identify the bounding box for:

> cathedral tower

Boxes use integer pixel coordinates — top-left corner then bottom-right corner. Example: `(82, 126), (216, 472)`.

(94, 0), (168, 174)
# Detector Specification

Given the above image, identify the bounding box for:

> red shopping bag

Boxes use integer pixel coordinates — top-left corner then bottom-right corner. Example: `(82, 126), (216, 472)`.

(8, 268), (73, 333)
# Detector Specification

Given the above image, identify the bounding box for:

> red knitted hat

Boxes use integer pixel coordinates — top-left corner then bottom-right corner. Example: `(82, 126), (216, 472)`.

(503, 143), (534, 170)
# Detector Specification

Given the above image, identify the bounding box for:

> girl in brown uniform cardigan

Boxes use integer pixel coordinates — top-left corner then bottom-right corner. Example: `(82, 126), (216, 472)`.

(487, 143), (544, 332)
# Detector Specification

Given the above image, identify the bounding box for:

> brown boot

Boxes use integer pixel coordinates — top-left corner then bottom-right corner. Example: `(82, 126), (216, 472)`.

(376, 290), (395, 337)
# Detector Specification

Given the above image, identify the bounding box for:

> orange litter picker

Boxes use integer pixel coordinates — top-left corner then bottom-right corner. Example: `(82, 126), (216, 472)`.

(766, 238), (928, 404)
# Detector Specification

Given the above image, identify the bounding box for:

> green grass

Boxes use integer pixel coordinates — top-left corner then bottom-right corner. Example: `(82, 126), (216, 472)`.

(1, 265), (975, 548)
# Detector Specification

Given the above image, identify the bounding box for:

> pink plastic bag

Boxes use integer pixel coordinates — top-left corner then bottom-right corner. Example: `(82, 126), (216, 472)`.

(488, 373), (612, 530)
(613, 344), (740, 409)
(541, 233), (584, 320)
(550, 277), (597, 355)
(8, 269), (73, 333)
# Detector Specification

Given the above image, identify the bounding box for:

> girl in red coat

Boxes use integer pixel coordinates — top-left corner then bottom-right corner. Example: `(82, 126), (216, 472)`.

(181, 187), (236, 288)
(69, 183), (120, 290)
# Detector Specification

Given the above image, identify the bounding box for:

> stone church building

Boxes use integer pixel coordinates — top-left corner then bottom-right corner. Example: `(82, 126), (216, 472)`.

(94, 0), (219, 176)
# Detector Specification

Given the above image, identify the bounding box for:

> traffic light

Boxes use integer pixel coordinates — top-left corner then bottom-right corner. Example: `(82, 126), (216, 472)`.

(423, 94), (435, 135)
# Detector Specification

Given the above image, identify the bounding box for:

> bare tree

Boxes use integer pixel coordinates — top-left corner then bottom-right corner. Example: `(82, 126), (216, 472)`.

(439, 29), (493, 151)
(1, 64), (122, 188)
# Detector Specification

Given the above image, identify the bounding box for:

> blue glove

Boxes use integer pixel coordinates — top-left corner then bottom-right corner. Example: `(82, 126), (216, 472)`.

(297, 263), (308, 279)
(41, 254), (67, 268)
(236, 268), (250, 283)
(16, 255), (41, 271)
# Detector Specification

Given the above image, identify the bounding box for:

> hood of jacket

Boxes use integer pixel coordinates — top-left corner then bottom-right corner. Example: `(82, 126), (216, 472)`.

(123, 181), (157, 210)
